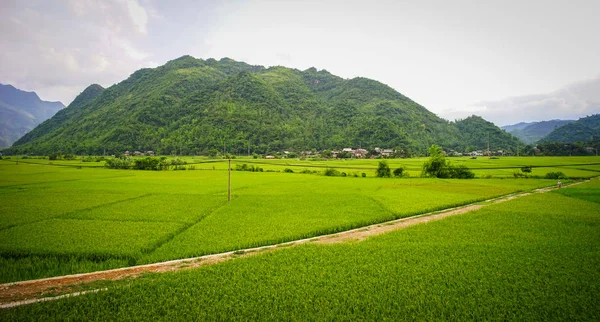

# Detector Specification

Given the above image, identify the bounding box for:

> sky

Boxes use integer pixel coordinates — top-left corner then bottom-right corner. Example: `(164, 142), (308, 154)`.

(1, 0), (599, 126)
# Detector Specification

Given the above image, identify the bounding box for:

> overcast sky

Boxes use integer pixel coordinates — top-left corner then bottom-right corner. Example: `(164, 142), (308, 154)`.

(1, 0), (599, 126)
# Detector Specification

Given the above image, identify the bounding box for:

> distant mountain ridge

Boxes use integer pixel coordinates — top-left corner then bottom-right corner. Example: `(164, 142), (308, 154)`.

(502, 119), (575, 144)
(0, 84), (64, 148)
(540, 114), (600, 143)
(6, 56), (520, 155)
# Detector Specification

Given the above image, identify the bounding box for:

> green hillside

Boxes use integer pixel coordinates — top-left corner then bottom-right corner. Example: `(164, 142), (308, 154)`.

(455, 115), (523, 152)
(540, 115), (600, 143)
(503, 120), (575, 144)
(5, 56), (515, 155)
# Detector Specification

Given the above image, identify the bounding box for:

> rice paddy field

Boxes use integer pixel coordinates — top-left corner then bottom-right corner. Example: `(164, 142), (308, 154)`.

(0, 156), (599, 319)
(1, 173), (599, 320)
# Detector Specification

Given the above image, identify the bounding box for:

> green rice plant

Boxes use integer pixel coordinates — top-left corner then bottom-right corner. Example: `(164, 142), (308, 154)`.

(0, 219), (185, 258)
(4, 191), (599, 320)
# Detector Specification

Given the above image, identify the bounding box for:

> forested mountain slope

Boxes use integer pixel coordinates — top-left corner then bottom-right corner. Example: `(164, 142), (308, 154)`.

(502, 119), (575, 144)
(5, 56), (516, 155)
(540, 114), (600, 143)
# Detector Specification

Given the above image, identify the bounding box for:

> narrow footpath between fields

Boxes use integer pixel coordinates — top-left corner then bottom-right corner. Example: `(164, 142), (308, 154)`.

(0, 180), (589, 309)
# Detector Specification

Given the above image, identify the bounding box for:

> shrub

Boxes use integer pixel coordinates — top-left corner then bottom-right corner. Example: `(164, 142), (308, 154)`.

(521, 166), (532, 173)
(341, 172), (347, 177)
(448, 164), (475, 179)
(323, 168), (340, 176)
(362, 173), (366, 178)
(376, 161), (391, 178)
(423, 145), (474, 179)
(105, 157), (132, 169)
(545, 172), (566, 179)
(393, 167), (405, 177)
(284, 168), (294, 173)
(513, 171), (527, 178)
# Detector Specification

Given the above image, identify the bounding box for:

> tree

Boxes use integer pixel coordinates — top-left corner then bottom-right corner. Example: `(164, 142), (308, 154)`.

(376, 161), (391, 177)
(422, 145), (450, 178)
(422, 145), (474, 179)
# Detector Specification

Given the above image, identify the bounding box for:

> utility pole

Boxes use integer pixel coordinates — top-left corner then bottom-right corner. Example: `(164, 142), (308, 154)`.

(487, 132), (490, 157)
(228, 158), (231, 202)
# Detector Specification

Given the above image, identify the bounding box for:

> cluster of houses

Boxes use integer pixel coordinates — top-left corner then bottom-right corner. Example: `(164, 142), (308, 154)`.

(123, 150), (155, 157)
(121, 148), (515, 159)
(266, 148), (398, 159)
(446, 150), (509, 157)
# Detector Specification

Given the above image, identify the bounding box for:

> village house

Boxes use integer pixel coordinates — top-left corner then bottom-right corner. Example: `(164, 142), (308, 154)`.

(353, 149), (368, 158)
(381, 149), (395, 157)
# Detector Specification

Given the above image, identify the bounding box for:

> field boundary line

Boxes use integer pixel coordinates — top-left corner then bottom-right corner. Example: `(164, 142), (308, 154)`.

(0, 179), (590, 308)
(0, 288), (108, 309)
(0, 193), (154, 232)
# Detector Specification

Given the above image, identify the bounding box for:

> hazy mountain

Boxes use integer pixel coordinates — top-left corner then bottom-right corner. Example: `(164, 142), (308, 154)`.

(501, 122), (534, 133)
(6, 56), (516, 155)
(502, 119), (576, 144)
(0, 84), (64, 148)
(540, 114), (600, 143)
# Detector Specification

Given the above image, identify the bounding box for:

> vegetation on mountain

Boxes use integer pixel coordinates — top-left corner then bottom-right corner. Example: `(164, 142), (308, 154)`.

(540, 114), (600, 143)
(454, 115), (523, 152)
(5, 56), (515, 156)
(503, 119), (575, 144)
(0, 84), (64, 148)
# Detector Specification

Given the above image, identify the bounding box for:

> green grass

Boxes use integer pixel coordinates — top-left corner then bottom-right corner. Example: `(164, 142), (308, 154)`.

(3, 185), (599, 320)
(0, 219), (185, 259)
(0, 159), (593, 283)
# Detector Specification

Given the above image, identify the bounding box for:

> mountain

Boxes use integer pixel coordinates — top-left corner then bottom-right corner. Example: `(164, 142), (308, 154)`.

(5, 56), (517, 155)
(501, 122), (534, 133)
(455, 116), (523, 152)
(0, 84), (65, 148)
(502, 119), (576, 144)
(540, 114), (600, 143)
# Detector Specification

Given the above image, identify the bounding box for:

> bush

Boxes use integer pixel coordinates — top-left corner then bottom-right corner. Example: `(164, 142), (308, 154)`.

(323, 168), (340, 176)
(284, 168), (294, 173)
(521, 166), (532, 173)
(48, 152), (62, 160)
(448, 164), (475, 179)
(545, 172), (566, 179)
(341, 172), (347, 177)
(376, 161), (391, 178)
(362, 173), (366, 177)
(422, 145), (474, 179)
(393, 167), (406, 177)
(235, 164), (263, 172)
(105, 157), (132, 169)
(513, 171), (527, 178)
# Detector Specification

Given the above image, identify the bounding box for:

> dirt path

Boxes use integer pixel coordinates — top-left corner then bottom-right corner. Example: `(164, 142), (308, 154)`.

(0, 181), (587, 309)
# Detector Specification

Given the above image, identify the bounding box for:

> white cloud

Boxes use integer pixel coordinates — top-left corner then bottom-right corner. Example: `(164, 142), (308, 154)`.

(443, 76), (600, 125)
(125, 0), (149, 35)
(0, 0), (157, 104)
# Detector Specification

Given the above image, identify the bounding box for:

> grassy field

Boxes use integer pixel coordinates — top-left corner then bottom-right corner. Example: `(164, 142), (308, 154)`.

(2, 179), (599, 320)
(7, 155), (600, 178)
(0, 157), (579, 283)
